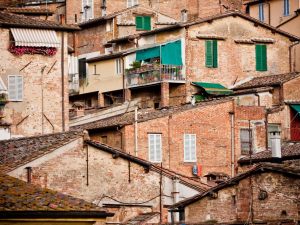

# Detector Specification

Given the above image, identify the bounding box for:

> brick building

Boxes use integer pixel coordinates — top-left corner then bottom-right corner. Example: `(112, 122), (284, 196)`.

(0, 173), (113, 225)
(170, 163), (300, 224)
(0, 131), (209, 224)
(71, 98), (268, 178)
(0, 11), (77, 139)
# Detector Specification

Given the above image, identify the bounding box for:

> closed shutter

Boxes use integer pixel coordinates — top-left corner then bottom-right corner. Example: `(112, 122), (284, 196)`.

(143, 16), (151, 31)
(148, 134), (162, 162)
(8, 75), (23, 101)
(136, 16), (143, 30)
(184, 134), (196, 162)
(256, 45), (267, 71)
(213, 40), (218, 68)
(205, 40), (213, 67)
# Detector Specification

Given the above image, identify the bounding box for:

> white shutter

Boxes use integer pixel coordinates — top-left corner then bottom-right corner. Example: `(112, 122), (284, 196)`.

(149, 134), (155, 162)
(148, 134), (162, 162)
(184, 134), (196, 162)
(16, 76), (23, 101)
(156, 134), (161, 162)
(190, 134), (196, 161)
(8, 76), (16, 101)
(184, 134), (190, 160)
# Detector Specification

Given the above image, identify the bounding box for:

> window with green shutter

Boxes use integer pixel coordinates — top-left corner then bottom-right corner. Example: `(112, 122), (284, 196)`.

(205, 40), (218, 68)
(256, 44), (267, 71)
(135, 16), (151, 31)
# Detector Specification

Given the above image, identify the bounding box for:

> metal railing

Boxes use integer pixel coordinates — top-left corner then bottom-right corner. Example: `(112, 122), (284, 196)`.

(126, 64), (185, 87)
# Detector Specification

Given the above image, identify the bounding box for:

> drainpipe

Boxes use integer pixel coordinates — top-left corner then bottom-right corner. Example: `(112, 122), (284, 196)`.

(289, 41), (300, 72)
(266, 1), (271, 25)
(134, 106), (138, 156)
(121, 56), (125, 103)
(230, 111), (235, 177)
(254, 93), (260, 106)
(60, 16), (66, 132)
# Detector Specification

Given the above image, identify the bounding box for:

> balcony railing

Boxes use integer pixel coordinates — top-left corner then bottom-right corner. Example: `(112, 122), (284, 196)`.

(126, 64), (185, 87)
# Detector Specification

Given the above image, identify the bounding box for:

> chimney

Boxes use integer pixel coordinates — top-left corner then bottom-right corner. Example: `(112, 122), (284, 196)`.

(271, 131), (281, 158)
(73, 102), (85, 117)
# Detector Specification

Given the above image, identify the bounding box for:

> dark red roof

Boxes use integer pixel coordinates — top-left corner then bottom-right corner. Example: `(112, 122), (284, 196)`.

(0, 131), (82, 172)
(3, 7), (53, 15)
(233, 72), (300, 90)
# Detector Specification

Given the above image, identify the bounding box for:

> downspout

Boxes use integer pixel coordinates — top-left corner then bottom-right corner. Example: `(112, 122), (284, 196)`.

(61, 31), (66, 132)
(116, 126), (123, 150)
(289, 41), (300, 72)
(134, 106), (138, 156)
(230, 111), (235, 177)
(265, 109), (269, 150)
(121, 56), (125, 103)
(168, 115), (171, 169)
(254, 93), (260, 106)
(266, 1), (271, 25)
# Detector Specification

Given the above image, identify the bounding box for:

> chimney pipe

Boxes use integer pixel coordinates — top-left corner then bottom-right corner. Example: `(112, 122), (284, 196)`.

(271, 131), (281, 158)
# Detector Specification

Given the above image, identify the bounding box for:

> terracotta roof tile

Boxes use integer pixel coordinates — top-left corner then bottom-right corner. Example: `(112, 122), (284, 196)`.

(71, 98), (232, 131)
(0, 173), (105, 211)
(238, 142), (300, 164)
(233, 72), (300, 90)
(0, 11), (79, 30)
(0, 131), (82, 172)
(3, 7), (53, 14)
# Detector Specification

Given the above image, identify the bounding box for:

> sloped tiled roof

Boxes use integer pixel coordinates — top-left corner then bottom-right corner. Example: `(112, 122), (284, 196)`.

(171, 163), (300, 209)
(3, 7), (53, 15)
(238, 142), (300, 165)
(122, 212), (160, 225)
(71, 98), (232, 131)
(0, 131), (82, 173)
(233, 73), (300, 90)
(0, 173), (114, 218)
(0, 11), (79, 30)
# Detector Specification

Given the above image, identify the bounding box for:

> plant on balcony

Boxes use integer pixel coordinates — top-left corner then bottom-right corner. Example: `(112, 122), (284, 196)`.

(0, 93), (8, 106)
(8, 45), (57, 56)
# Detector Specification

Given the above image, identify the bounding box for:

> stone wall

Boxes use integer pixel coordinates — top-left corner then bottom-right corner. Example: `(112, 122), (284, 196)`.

(0, 28), (69, 137)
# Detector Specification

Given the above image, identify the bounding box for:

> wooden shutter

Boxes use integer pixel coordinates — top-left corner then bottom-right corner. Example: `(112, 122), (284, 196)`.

(143, 16), (151, 31)
(256, 45), (267, 71)
(205, 40), (213, 68)
(148, 134), (161, 162)
(8, 76), (16, 101)
(184, 134), (190, 161)
(136, 16), (143, 30)
(213, 40), (218, 68)
(16, 76), (23, 101)
(184, 134), (196, 162)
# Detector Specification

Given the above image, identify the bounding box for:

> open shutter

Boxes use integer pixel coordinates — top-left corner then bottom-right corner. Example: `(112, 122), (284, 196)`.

(190, 135), (196, 161)
(8, 76), (16, 101)
(16, 76), (23, 101)
(213, 40), (218, 68)
(136, 16), (143, 30)
(184, 134), (190, 161)
(143, 16), (151, 31)
(156, 135), (161, 162)
(205, 40), (213, 67)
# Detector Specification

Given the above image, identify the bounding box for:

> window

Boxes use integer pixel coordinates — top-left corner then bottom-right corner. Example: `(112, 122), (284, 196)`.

(205, 40), (218, 68)
(116, 58), (122, 74)
(8, 75), (23, 101)
(268, 124), (281, 149)
(184, 134), (196, 162)
(78, 58), (87, 80)
(256, 44), (267, 71)
(136, 16), (151, 31)
(82, 0), (93, 21)
(240, 129), (253, 155)
(127, 0), (138, 7)
(284, 0), (290, 16)
(148, 133), (162, 162)
(259, 3), (264, 21)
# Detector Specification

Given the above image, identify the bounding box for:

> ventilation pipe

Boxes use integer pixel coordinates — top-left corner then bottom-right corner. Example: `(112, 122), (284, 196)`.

(271, 131), (281, 158)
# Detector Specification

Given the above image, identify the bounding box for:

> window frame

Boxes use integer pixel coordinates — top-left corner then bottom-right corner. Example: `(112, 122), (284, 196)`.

(184, 134), (197, 162)
(82, 0), (94, 21)
(148, 133), (162, 163)
(258, 3), (264, 22)
(205, 40), (218, 68)
(8, 75), (23, 102)
(115, 58), (122, 75)
(127, 0), (138, 8)
(283, 0), (290, 16)
(240, 128), (253, 155)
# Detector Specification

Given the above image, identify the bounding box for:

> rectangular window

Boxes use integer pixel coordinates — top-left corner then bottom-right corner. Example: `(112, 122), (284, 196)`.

(256, 44), (267, 71)
(240, 129), (252, 155)
(127, 0), (138, 7)
(78, 58), (87, 80)
(136, 16), (151, 31)
(284, 0), (290, 16)
(8, 75), (23, 101)
(259, 3), (264, 21)
(116, 58), (122, 74)
(148, 133), (162, 163)
(82, 0), (93, 21)
(205, 40), (218, 68)
(184, 134), (196, 162)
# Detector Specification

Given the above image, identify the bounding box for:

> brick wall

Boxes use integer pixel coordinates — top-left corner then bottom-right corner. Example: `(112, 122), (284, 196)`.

(0, 28), (69, 137)
(185, 171), (300, 223)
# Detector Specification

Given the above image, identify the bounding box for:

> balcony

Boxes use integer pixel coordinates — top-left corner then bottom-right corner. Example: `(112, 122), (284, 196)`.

(126, 64), (185, 88)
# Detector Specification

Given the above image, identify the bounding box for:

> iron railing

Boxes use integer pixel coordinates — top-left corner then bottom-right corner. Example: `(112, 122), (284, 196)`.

(126, 64), (185, 87)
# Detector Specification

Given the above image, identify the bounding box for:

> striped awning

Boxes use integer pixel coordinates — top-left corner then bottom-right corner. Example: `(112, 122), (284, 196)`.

(11, 28), (60, 48)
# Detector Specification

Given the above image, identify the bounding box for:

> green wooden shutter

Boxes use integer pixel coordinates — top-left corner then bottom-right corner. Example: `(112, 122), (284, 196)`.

(256, 44), (267, 71)
(136, 16), (143, 30)
(143, 16), (151, 30)
(205, 40), (213, 67)
(213, 40), (218, 68)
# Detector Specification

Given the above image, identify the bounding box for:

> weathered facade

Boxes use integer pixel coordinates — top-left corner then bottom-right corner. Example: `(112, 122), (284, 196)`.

(171, 163), (300, 224)
(0, 131), (207, 224)
(0, 12), (76, 139)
